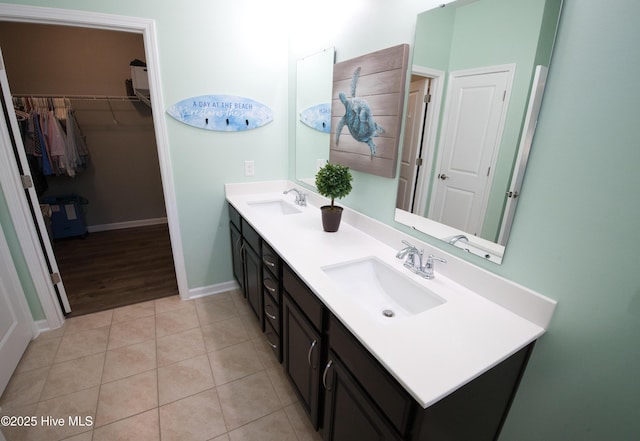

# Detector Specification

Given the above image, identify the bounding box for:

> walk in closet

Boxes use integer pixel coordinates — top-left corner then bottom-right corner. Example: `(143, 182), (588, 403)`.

(0, 22), (177, 316)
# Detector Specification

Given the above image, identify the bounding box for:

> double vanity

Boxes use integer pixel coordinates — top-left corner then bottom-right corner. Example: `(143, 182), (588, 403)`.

(226, 180), (556, 440)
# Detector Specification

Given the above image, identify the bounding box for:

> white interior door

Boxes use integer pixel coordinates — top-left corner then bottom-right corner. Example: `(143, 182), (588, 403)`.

(0, 48), (71, 314)
(397, 77), (427, 211)
(0, 226), (34, 396)
(430, 66), (512, 235)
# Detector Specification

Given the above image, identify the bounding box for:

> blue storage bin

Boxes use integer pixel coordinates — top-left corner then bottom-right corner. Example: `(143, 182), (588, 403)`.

(41, 195), (88, 239)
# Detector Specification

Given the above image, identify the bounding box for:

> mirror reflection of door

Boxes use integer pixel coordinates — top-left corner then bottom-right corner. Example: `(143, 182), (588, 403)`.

(430, 65), (513, 235)
(397, 77), (429, 212)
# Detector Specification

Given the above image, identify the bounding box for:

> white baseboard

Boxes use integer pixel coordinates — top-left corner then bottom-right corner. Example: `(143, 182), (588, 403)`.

(87, 217), (168, 233)
(188, 280), (240, 300)
(34, 319), (52, 337)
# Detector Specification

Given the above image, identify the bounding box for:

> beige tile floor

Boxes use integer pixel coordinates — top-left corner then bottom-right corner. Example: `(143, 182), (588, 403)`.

(0, 290), (322, 441)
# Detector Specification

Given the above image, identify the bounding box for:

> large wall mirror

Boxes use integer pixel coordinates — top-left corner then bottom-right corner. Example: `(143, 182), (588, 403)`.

(293, 0), (562, 265)
(295, 47), (334, 186)
(395, 0), (562, 264)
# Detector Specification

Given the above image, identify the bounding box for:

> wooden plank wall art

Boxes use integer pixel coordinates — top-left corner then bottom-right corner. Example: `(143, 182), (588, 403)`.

(330, 44), (410, 178)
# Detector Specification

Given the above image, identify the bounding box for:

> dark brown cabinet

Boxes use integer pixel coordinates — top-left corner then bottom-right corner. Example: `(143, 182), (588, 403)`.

(262, 240), (282, 361)
(229, 221), (244, 293)
(228, 205), (262, 324)
(325, 315), (413, 439)
(282, 264), (325, 430)
(243, 242), (262, 323)
(322, 353), (401, 441)
(228, 202), (534, 441)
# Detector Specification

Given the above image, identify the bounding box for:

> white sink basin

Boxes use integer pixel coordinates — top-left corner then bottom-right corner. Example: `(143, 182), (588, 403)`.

(248, 199), (302, 216)
(322, 257), (445, 320)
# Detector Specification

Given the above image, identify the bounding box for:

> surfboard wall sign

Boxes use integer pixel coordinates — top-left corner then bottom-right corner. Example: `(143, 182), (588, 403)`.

(299, 103), (331, 133)
(167, 95), (273, 131)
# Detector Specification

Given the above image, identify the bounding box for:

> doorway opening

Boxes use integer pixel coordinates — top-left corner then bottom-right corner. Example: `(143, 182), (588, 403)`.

(1, 22), (176, 317)
(0, 5), (187, 327)
(397, 65), (444, 218)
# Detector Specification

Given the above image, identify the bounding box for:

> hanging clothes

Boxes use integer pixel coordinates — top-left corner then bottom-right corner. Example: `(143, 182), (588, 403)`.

(13, 96), (90, 178)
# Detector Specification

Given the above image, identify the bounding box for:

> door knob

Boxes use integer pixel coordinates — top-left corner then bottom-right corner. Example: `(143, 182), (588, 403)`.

(438, 173), (449, 180)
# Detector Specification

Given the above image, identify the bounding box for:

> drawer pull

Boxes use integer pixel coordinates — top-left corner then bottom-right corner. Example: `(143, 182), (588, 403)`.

(307, 339), (317, 368)
(265, 332), (278, 349)
(264, 304), (277, 321)
(323, 359), (334, 391)
(262, 255), (276, 267)
(263, 278), (277, 293)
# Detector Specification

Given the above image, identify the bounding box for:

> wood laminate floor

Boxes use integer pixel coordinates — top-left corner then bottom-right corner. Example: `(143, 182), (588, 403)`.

(54, 224), (178, 317)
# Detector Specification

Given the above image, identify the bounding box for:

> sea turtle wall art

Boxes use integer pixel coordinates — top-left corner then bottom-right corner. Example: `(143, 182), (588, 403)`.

(336, 67), (386, 156)
(329, 44), (410, 178)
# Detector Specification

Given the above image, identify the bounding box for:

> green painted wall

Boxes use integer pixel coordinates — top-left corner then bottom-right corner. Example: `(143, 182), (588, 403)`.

(0, 0), (290, 294)
(1, 0), (639, 438)
(0, 188), (46, 320)
(496, 0), (640, 438)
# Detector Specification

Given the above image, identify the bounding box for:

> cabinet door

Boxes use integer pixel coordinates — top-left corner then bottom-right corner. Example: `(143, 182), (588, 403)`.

(230, 222), (244, 293)
(244, 241), (262, 326)
(323, 353), (401, 441)
(283, 294), (322, 429)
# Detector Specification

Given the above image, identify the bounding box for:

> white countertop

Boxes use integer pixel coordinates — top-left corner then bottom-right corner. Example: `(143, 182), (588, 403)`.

(225, 180), (557, 408)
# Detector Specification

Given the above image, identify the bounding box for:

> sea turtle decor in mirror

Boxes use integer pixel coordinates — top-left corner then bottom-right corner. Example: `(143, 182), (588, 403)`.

(329, 44), (409, 178)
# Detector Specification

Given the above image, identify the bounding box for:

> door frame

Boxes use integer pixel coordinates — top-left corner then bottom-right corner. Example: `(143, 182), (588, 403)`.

(428, 63), (515, 231)
(410, 65), (444, 217)
(0, 4), (188, 330)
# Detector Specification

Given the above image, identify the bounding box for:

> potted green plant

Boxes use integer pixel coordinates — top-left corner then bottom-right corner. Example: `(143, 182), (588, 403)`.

(315, 162), (353, 232)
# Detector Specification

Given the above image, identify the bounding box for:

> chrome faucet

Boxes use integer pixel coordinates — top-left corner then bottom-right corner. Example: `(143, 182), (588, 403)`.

(448, 234), (469, 245)
(396, 240), (446, 279)
(396, 240), (423, 271)
(283, 188), (307, 206)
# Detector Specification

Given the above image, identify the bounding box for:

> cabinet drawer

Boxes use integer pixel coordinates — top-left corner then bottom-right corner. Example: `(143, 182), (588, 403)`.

(262, 270), (279, 302)
(283, 264), (324, 331)
(329, 314), (414, 436)
(241, 218), (260, 253)
(263, 290), (280, 333)
(262, 241), (280, 278)
(228, 203), (241, 230)
(264, 319), (281, 362)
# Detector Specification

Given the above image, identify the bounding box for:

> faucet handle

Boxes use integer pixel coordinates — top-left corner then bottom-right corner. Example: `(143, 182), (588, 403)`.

(426, 254), (447, 266)
(421, 254), (446, 279)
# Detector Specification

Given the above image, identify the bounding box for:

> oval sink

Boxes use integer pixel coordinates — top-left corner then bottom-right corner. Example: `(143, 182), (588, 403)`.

(322, 257), (445, 319)
(248, 199), (302, 216)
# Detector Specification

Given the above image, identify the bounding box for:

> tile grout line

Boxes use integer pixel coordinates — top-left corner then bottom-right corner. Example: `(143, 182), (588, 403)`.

(153, 297), (161, 441)
(91, 311), (113, 436)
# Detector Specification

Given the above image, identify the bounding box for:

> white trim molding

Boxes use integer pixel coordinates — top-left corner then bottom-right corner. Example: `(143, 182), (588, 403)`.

(87, 217), (168, 233)
(188, 280), (240, 300)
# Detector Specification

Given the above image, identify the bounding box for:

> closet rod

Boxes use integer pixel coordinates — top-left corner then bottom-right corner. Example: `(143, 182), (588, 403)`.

(13, 94), (140, 102)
